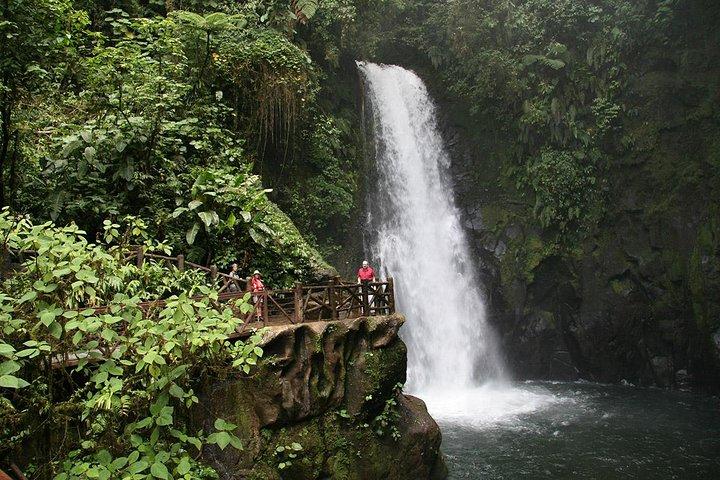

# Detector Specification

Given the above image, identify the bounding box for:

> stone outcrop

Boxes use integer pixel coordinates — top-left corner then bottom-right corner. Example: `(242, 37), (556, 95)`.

(193, 315), (447, 480)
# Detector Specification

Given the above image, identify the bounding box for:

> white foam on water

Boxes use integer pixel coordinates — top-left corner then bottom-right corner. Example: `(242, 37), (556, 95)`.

(418, 384), (571, 429)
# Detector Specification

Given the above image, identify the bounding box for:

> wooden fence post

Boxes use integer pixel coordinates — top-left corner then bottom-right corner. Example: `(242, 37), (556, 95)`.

(329, 277), (339, 321)
(361, 280), (370, 317)
(210, 265), (218, 283)
(136, 246), (144, 268)
(294, 282), (304, 324)
(332, 276), (342, 320)
(262, 291), (269, 324)
(177, 254), (184, 272)
(387, 277), (395, 314)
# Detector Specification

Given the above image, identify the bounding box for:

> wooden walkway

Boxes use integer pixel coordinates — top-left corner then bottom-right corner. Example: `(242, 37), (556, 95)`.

(8, 246), (395, 328)
(127, 246), (396, 325)
(28, 246), (397, 369)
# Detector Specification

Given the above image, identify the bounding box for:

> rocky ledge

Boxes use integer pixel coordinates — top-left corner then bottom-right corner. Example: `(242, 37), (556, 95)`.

(193, 315), (447, 480)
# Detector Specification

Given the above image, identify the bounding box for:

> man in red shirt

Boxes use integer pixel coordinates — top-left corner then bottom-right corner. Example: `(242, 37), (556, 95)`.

(357, 260), (376, 284)
(357, 261), (376, 315)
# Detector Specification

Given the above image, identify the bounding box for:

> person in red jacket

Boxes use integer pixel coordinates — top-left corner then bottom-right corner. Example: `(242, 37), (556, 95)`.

(357, 260), (376, 284)
(250, 269), (265, 322)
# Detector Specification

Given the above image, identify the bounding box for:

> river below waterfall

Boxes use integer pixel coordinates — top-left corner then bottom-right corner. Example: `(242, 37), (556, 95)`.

(428, 382), (720, 479)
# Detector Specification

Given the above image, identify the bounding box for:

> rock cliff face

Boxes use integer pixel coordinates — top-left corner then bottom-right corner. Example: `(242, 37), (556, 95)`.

(313, 0), (720, 392)
(193, 315), (447, 480)
(432, 40), (720, 391)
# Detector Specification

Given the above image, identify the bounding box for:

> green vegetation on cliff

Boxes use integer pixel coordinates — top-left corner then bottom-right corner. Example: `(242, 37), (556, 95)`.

(0, 210), (265, 477)
(0, 0), (346, 282)
(337, 0), (720, 388)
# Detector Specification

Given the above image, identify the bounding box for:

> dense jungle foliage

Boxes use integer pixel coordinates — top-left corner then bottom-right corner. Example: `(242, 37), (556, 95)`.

(0, 0), (354, 284)
(1, 0), (719, 476)
(0, 0), (355, 477)
(0, 210), (265, 477)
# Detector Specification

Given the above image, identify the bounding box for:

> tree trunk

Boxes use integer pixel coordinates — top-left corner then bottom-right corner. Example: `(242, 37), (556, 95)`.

(0, 97), (11, 207)
(8, 130), (19, 206)
(0, 0), (9, 207)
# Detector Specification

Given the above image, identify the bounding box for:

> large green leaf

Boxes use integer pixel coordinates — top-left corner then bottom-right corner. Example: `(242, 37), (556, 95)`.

(197, 210), (217, 228)
(207, 431), (232, 450)
(151, 461), (169, 479)
(0, 374), (30, 389)
(295, 0), (319, 20)
(0, 360), (21, 376)
(186, 223), (200, 245)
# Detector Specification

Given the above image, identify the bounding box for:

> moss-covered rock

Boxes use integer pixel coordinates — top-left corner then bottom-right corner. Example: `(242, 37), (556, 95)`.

(192, 315), (446, 479)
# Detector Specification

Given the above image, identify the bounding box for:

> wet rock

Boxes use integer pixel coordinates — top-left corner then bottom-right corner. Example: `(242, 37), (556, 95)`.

(675, 369), (693, 392)
(192, 315), (446, 480)
(493, 240), (507, 257)
(550, 351), (580, 381)
(650, 356), (674, 387)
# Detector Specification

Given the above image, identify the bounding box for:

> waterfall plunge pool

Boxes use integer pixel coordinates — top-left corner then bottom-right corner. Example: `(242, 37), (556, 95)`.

(423, 381), (720, 479)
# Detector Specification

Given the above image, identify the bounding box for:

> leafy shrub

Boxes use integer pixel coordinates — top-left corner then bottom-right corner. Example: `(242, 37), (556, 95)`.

(0, 210), (264, 478)
(522, 149), (602, 232)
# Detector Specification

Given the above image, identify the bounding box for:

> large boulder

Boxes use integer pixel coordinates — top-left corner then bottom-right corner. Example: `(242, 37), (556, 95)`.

(192, 315), (447, 480)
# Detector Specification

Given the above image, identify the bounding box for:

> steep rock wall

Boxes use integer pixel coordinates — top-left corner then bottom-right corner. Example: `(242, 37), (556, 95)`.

(193, 315), (447, 480)
(335, 0), (720, 392)
(435, 40), (720, 391)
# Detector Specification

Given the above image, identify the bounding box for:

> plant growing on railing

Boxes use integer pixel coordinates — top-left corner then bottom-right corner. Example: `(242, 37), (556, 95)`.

(100, 216), (172, 256)
(0, 209), (265, 478)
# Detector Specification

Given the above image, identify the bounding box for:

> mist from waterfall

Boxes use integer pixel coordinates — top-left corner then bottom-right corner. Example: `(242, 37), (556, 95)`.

(357, 61), (506, 395)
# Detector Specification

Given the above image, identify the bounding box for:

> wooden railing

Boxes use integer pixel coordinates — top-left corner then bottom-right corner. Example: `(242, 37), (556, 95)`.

(124, 247), (242, 293)
(231, 278), (396, 325)
(6, 246), (396, 326)
(127, 247), (396, 324)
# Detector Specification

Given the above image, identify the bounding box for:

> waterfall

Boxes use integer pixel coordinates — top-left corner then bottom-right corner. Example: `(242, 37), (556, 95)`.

(358, 62), (506, 395)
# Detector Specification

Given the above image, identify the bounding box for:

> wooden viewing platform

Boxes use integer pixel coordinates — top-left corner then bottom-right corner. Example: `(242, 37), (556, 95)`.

(129, 246), (396, 326)
(53, 279), (395, 368)
(5, 246), (399, 368)
(7, 246), (396, 329)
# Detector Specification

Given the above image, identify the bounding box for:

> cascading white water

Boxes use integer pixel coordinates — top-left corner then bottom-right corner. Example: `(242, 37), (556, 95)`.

(358, 61), (506, 393)
(357, 61), (575, 428)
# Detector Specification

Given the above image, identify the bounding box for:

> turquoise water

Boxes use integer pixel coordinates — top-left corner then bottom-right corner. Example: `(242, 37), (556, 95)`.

(437, 382), (720, 479)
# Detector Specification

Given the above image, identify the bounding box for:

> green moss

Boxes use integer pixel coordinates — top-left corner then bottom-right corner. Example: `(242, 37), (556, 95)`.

(610, 278), (633, 297)
(536, 310), (556, 328)
(314, 322), (338, 353)
(241, 367), (411, 480)
(480, 204), (512, 234)
(688, 247), (709, 332)
(499, 234), (560, 293)
(362, 342), (405, 395)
